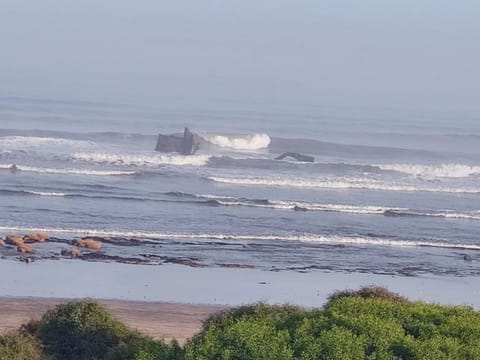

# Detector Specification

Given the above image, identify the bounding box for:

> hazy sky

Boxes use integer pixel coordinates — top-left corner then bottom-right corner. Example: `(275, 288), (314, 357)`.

(1, 0), (479, 116)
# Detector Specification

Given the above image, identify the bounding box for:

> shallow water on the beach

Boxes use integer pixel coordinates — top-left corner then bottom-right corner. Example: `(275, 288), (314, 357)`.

(1, 97), (480, 277)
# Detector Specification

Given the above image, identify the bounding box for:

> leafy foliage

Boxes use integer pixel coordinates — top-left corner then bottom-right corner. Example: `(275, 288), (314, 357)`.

(4, 288), (480, 360)
(186, 287), (480, 360)
(0, 332), (44, 360)
(33, 300), (177, 360)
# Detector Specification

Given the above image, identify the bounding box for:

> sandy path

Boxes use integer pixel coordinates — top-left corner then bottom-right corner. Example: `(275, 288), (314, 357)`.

(0, 297), (226, 343)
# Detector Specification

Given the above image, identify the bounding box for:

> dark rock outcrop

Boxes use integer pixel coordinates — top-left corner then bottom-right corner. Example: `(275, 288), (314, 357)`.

(155, 127), (200, 155)
(275, 152), (315, 163)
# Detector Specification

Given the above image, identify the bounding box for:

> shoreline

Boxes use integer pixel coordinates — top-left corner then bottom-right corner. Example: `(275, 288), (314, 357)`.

(1, 259), (479, 308)
(1, 259), (480, 343)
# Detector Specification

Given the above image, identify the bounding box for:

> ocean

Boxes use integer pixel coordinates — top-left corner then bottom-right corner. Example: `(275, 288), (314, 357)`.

(1, 96), (479, 278)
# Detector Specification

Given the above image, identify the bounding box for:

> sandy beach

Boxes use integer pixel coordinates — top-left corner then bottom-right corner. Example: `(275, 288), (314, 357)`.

(1, 258), (480, 340)
(0, 297), (224, 343)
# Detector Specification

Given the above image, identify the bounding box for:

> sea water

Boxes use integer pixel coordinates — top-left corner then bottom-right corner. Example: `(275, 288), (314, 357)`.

(1, 96), (479, 277)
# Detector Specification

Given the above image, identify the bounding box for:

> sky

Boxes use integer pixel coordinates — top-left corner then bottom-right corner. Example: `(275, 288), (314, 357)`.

(0, 0), (479, 117)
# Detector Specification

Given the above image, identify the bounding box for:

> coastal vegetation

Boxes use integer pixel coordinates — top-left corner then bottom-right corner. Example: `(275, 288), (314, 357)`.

(3, 287), (480, 359)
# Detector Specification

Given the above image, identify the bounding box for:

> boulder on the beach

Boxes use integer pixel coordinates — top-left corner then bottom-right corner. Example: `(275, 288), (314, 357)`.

(17, 243), (35, 253)
(6, 235), (24, 246)
(72, 238), (103, 250)
(23, 233), (49, 243)
(61, 248), (81, 257)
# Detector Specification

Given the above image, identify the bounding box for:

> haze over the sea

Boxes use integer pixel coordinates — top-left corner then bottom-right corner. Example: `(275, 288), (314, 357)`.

(1, 0), (479, 119)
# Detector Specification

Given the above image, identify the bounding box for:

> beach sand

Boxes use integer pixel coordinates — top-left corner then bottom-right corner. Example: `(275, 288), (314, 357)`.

(1, 259), (479, 343)
(0, 297), (224, 343)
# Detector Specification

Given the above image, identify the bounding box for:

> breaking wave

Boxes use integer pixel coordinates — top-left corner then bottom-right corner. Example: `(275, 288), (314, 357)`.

(378, 163), (480, 179)
(26, 191), (68, 197)
(0, 136), (96, 151)
(208, 176), (480, 194)
(71, 152), (211, 167)
(0, 164), (137, 176)
(0, 225), (479, 251)
(200, 133), (271, 150)
(182, 193), (480, 220)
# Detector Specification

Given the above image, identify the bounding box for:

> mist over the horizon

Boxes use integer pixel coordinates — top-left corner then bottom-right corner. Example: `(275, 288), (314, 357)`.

(1, 0), (479, 118)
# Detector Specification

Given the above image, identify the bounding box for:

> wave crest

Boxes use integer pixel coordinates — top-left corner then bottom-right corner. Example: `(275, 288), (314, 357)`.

(0, 136), (96, 150)
(0, 164), (136, 176)
(71, 152), (211, 167)
(0, 225), (479, 251)
(378, 163), (480, 178)
(200, 133), (271, 150)
(208, 176), (480, 194)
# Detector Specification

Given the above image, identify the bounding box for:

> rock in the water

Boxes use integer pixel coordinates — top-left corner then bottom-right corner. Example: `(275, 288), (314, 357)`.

(0, 239), (5, 246)
(293, 205), (308, 212)
(72, 238), (103, 250)
(23, 233), (49, 243)
(6, 235), (24, 246)
(275, 152), (315, 163)
(155, 127), (200, 155)
(61, 248), (81, 257)
(17, 243), (35, 253)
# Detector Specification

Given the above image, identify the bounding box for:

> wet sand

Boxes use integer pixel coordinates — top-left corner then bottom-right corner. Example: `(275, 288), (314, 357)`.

(0, 297), (225, 343)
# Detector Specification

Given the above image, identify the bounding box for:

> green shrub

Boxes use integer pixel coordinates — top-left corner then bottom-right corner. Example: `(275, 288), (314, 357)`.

(186, 304), (307, 360)
(34, 300), (179, 360)
(326, 285), (408, 305)
(186, 288), (480, 360)
(106, 337), (184, 360)
(0, 332), (44, 360)
(35, 300), (132, 359)
(9, 288), (480, 360)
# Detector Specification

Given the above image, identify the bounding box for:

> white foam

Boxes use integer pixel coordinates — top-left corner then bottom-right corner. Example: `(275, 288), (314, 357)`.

(208, 198), (396, 214)
(0, 136), (96, 151)
(208, 176), (480, 194)
(71, 152), (210, 167)
(27, 191), (67, 197)
(195, 194), (480, 220)
(0, 225), (479, 251)
(201, 133), (271, 150)
(432, 212), (480, 221)
(0, 164), (136, 176)
(379, 163), (480, 179)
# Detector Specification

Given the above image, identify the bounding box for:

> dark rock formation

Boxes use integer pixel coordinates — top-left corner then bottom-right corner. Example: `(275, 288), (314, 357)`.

(275, 152), (315, 163)
(155, 127), (200, 155)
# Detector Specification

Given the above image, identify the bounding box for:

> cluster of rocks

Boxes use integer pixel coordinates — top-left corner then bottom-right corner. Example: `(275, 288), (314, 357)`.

(0, 233), (104, 262)
(0, 233), (50, 254)
(1, 233), (256, 270)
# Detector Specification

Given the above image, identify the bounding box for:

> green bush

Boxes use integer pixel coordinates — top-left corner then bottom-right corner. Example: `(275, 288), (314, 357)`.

(185, 287), (480, 360)
(0, 332), (44, 360)
(33, 300), (178, 360)
(8, 288), (480, 360)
